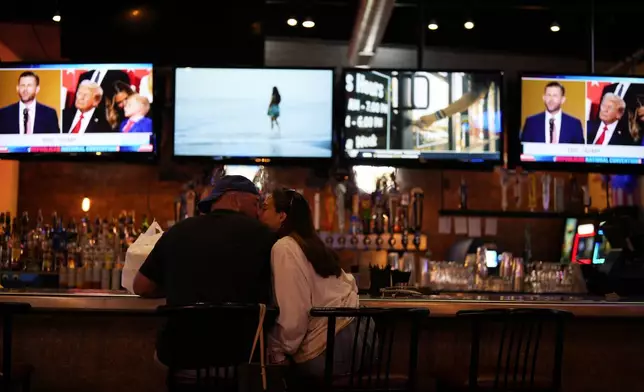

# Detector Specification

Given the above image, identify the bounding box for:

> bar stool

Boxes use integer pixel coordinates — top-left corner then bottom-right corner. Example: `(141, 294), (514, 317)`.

(0, 302), (33, 392)
(453, 308), (572, 392)
(156, 303), (278, 392)
(309, 307), (429, 392)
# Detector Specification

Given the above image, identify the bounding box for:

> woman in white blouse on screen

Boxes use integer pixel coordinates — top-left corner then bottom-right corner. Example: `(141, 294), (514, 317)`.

(260, 188), (365, 378)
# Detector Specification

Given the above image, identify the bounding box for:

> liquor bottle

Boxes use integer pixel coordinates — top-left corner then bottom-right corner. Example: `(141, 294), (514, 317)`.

(10, 218), (22, 271)
(372, 178), (385, 235)
(321, 185), (335, 232)
(335, 183), (347, 247)
(140, 214), (150, 234)
(387, 173), (402, 248)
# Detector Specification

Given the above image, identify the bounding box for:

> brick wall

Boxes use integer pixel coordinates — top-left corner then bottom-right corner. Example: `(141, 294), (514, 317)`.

(18, 162), (580, 262)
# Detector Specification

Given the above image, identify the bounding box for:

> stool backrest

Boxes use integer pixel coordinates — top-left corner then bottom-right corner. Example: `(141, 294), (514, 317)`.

(458, 308), (571, 392)
(157, 303), (278, 371)
(310, 307), (429, 391)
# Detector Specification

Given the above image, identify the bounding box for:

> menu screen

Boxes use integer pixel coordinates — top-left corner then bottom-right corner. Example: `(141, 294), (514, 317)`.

(342, 69), (503, 163)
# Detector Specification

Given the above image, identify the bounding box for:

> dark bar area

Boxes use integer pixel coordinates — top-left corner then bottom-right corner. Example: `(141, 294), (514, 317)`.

(1, 1), (644, 391)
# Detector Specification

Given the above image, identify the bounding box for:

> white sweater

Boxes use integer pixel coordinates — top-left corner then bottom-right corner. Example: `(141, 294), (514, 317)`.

(268, 236), (359, 363)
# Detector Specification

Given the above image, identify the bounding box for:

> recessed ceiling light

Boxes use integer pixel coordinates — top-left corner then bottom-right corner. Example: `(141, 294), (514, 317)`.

(52, 12), (61, 22)
(428, 20), (438, 30)
(550, 22), (560, 32)
(302, 17), (315, 28)
(464, 20), (474, 30)
(287, 18), (298, 27)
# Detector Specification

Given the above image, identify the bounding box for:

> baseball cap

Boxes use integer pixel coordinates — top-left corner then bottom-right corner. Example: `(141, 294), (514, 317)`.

(197, 175), (259, 213)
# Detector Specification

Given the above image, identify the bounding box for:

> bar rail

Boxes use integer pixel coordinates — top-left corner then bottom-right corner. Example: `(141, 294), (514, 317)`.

(1, 290), (643, 317)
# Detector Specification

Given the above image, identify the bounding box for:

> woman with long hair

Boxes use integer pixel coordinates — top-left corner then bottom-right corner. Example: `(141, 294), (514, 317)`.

(267, 86), (281, 131)
(260, 188), (365, 378)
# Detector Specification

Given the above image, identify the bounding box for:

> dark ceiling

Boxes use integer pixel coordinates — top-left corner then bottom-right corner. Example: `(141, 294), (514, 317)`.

(2, 0), (643, 66)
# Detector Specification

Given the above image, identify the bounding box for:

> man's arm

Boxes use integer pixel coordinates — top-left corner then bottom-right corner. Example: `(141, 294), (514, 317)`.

(133, 233), (167, 298)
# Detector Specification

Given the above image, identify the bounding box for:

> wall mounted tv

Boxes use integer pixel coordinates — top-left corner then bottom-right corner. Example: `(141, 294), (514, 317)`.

(173, 67), (334, 163)
(341, 69), (504, 168)
(518, 73), (644, 172)
(0, 63), (155, 158)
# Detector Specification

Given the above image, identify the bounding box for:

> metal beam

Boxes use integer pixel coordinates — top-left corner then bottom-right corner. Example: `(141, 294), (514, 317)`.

(346, 0), (396, 67)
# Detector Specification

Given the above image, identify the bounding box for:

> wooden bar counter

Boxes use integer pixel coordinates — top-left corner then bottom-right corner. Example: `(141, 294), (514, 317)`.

(1, 290), (643, 391)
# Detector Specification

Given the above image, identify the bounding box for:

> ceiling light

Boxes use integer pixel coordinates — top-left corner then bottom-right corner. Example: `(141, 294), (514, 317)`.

(287, 18), (298, 27)
(302, 17), (315, 28)
(428, 20), (438, 30)
(131, 9), (141, 17)
(52, 12), (61, 22)
(464, 20), (474, 30)
(550, 22), (560, 32)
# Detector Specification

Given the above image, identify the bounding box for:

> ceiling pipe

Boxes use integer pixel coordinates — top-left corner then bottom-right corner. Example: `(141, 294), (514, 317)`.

(347, 0), (395, 67)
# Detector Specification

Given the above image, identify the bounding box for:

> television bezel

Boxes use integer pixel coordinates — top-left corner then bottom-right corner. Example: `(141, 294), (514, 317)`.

(338, 67), (505, 171)
(170, 65), (337, 166)
(0, 61), (158, 163)
(511, 72), (644, 174)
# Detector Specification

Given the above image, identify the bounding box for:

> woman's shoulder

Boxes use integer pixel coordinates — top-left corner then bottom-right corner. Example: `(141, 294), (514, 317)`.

(273, 236), (300, 251)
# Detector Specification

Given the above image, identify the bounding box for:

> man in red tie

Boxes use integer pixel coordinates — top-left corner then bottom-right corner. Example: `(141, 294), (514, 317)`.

(61, 80), (111, 134)
(586, 93), (634, 146)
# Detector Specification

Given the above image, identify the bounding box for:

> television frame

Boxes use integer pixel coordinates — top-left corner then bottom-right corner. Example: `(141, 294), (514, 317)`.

(339, 67), (505, 170)
(510, 71), (644, 174)
(0, 61), (159, 162)
(170, 65), (337, 166)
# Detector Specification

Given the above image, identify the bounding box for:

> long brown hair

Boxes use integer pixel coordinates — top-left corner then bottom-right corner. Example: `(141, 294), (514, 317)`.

(272, 188), (341, 278)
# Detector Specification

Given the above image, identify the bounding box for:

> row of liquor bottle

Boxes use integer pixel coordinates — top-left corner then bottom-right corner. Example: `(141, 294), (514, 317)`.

(177, 171), (426, 240)
(0, 210), (151, 275)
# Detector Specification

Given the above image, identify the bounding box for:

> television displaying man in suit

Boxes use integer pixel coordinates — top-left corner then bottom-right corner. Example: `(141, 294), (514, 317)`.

(120, 94), (152, 133)
(75, 69), (131, 130)
(521, 81), (584, 144)
(599, 81), (644, 144)
(62, 80), (111, 134)
(587, 93), (634, 146)
(0, 71), (59, 134)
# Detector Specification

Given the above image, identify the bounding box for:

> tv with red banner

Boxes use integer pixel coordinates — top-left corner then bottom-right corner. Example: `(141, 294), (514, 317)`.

(518, 73), (644, 172)
(0, 63), (155, 158)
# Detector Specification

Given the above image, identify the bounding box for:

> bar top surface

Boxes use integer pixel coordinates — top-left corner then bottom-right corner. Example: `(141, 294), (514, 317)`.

(0, 289), (643, 317)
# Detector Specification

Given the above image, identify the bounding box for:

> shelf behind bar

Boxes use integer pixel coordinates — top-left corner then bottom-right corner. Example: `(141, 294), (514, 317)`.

(438, 209), (600, 219)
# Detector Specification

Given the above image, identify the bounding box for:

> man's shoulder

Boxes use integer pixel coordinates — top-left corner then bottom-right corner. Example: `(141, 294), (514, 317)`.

(36, 103), (57, 114)
(561, 112), (580, 122)
(0, 103), (18, 113)
(525, 112), (543, 123)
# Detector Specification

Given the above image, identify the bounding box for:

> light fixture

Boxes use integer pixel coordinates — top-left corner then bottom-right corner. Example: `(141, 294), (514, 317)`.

(52, 12), (61, 22)
(287, 18), (298, 27)
(131, 9), (141, 17)
(81, 197), (91, 213)
(550, 22), (560, 32)
(427, 20), (438, 30)
(302, 17), (315, 28)
(464, 20), (474, 30)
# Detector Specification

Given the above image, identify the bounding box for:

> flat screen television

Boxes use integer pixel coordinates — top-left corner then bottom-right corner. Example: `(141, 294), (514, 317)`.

(173, 67), (334, 163)
(518, 73), (644, 172)
(0, 63), (155, 158)
(341, 69), (503, 168)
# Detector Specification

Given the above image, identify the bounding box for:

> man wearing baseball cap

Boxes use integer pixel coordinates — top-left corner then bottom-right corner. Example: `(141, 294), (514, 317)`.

(134, 175), (275, 305)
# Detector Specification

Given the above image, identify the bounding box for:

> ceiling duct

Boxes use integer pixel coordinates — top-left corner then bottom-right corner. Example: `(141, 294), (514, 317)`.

(347, 0), (395, 67)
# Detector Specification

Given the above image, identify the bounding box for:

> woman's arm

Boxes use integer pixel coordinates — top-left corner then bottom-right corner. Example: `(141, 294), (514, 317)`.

(268, 239), (312, 361)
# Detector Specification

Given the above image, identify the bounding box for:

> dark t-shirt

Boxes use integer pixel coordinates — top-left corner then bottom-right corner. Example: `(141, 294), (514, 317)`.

(139, 209), (276, 306)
